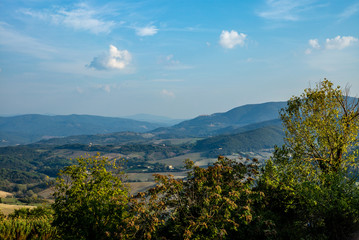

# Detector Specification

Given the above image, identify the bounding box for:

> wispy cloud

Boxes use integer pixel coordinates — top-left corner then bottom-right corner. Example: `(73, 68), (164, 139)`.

(158, 54), (192, 70)
(219, 30), (246, 49)
(338, 3), (359, 21)
(161, 89), (175, 98)
(21, 3), (115, 34)
(151, 79), (184, 83)
(87, 45), (132, 71)
(136, 25), (158, 36)
(257, 0), (321, 21)
(94, 84), (120, 93)
(0, 22), (56, 58)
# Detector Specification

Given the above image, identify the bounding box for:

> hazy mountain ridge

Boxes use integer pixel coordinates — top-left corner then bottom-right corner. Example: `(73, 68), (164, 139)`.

(124, 114), (186, 126)
(0, 101), (289, 146)
(152, 101), (287, 137)
(0, 114), (164, 146)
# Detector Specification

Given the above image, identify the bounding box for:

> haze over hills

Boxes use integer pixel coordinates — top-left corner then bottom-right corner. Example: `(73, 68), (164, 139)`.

(0, 101), (288, 147)
(0, 114), (164, 146)
(152, 101), (287, 137)
(124, 114), (186, 126)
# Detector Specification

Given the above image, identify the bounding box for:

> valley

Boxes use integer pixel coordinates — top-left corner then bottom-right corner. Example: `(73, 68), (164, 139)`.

(0, 101), (286, 209)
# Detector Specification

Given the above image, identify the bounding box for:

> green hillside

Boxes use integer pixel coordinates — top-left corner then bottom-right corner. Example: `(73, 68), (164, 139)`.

(194, 125), (285, 157)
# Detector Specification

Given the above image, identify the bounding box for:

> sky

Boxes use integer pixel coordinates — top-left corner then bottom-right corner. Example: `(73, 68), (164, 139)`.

(0, 0), (358, 119)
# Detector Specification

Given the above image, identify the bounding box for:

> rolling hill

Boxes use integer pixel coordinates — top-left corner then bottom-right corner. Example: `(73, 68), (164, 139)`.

(152, 101), (287, 137)
(194, 125), (285, 157)
(0, 114), (164, 146)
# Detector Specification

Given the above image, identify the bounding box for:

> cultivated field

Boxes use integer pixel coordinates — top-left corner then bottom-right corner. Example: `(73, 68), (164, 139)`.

(0, 203), (35, 215)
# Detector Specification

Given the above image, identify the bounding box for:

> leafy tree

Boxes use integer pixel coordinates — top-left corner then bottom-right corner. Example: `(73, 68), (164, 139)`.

(259, 80), (359, 239)
(128, 157), (269, 240)
(52, 154), (130, 240)
(280, 79), (359, 172)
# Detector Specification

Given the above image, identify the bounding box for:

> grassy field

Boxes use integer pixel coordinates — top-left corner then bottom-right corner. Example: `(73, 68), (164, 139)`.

(127, 182), (156, 195)
(0, 203), (35, 215)
(126, 171), (187, 182)
(0, 191), (13, 198)
(148, 152), (215, 167)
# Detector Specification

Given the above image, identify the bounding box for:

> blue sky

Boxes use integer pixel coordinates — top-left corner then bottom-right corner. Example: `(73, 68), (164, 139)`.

(0, 0), (358, 118)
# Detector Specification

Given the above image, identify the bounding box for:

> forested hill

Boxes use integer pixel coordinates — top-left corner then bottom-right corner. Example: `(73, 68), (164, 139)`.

(0, 114), (164, 146)
(152, 101), (287, 137)
(194, 125), (285, 157)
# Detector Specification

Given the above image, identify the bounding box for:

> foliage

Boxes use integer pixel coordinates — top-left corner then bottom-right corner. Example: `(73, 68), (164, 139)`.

(0, 206), (57, 240)
(280, 79), (359, 172)
(196, 125), (284, 157)
(258, 80), (359, 239)
(9, 207), (54, 220)
(0, 217), (58, 240)
(52, 154), (130, 240)
(128, 156), (267, 240)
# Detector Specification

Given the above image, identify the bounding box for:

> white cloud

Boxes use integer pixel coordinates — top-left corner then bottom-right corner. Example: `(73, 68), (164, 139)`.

(88, 45), (132, 70)
(305, 39), (320, 54)
(136, 26), (158, 36)
(325, 36), (358, 50)
(21, 4), (115, 34)
(161, 89), (175, 98)
(309, 39), (320, 49)
(219, 30), (246, 49)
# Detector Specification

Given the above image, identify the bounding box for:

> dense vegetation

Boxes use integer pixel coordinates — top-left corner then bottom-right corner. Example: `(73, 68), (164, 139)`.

(195, 125), (284, 157)
(1, 80), (359, 239)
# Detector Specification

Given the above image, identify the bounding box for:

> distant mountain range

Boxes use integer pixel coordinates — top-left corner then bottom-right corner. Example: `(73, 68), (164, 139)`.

(0, 114), (164, 146)
(0, 101), (288, 147)
(124, 114), (186, 126)
(152, 102), (287, 137)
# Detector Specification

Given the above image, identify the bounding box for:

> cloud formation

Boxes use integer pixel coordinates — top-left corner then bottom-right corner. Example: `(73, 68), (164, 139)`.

(257, 0), (320, 21)
(88, 45), (132, 70)
(305, 39), (320, 54)
(338, 3), (359, 21)
(136, 26), (158, 36)
(305, 36), (357, 54)
(325, 36), (358, 50)
(0, 22), (56, 58)
(219, 30), (246, 49)
(309, 39), (320, 49)
(21, 4), (115, 34)
(161, 89), (175, 98)
(158, 54), (192, 70)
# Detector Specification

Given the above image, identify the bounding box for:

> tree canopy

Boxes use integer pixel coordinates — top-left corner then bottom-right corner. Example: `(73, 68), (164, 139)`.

(52, 154), (130, 240)
(280, 79), (359, 173)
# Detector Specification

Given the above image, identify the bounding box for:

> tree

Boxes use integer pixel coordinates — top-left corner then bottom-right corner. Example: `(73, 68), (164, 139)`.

(280, 79), (359, 173)
(258, 79), (359, 239)
(52, 154), (130, 240)
(128, 157), (269, 240)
